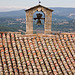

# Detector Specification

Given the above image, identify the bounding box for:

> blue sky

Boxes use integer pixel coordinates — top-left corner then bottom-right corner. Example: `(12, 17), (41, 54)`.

(0, 0), (75, 12)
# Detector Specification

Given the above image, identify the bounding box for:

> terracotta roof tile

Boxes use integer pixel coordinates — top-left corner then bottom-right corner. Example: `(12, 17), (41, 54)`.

(0, 33), (75, 75)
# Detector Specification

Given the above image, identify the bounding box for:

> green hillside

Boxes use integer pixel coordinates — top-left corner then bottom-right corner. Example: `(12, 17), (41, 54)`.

(0, 7), (75, 33)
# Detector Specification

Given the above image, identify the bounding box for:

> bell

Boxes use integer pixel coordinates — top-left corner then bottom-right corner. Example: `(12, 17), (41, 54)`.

(34, 13), (45, 25)
(36, 13), (42, 19)
(36, 19), (42, 25)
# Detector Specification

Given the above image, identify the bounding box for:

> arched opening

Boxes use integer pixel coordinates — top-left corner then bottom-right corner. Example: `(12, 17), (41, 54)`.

(33, 10), (45, 34)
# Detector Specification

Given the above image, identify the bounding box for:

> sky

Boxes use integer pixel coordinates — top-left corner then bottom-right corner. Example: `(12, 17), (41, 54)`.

(0, 0), (75, 12)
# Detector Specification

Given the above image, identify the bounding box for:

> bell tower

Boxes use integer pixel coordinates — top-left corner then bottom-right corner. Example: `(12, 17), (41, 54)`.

(25, 5), (53, 34)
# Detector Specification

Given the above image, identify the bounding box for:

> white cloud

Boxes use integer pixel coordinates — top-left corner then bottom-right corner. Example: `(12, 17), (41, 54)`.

(0, 6), (30, 12)
(0, 6), (29, 9)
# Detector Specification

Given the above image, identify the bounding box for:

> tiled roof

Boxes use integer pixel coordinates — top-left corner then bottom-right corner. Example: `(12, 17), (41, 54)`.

(0, 32), (75, 75)
(25, 5), (53, 12)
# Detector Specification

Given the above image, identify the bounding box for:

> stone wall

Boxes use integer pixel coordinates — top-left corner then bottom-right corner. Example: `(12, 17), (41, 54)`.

(26, 6), (52, 34)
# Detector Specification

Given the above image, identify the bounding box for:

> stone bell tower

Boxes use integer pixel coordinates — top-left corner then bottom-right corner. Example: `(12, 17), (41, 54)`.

(25, 5), (53, 34)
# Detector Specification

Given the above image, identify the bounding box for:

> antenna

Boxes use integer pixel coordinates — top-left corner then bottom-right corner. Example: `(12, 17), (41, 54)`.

(38, 0), (41, 5)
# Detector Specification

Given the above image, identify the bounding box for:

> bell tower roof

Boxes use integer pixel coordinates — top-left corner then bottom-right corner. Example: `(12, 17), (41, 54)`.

(25, 5), (53, 12)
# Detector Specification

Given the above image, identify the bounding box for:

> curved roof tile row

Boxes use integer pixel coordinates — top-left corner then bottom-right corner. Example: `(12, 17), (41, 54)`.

(0, 33), (75, 75)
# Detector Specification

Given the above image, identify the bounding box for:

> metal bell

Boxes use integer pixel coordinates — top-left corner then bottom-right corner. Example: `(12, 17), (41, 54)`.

(36, 19), (42, 25)
(34, 13), (45, 26)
